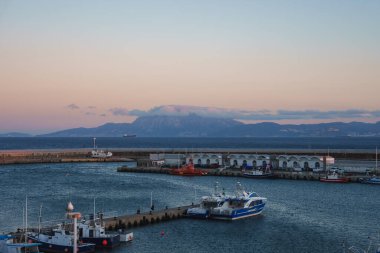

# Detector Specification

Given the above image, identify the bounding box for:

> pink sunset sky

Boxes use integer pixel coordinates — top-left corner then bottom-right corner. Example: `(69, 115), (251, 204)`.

(0, 1), (379, 134)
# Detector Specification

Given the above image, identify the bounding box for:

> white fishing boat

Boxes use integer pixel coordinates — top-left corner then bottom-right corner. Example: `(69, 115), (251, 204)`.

(78, 199), (133, 248)
(186, 184), (225, 219)
(243, 165), (275, 179)
(91, 138), (112, 158)
(28, 202), (95, 253)
(360, 147), (380, 185)
(187, 182), (267, 220)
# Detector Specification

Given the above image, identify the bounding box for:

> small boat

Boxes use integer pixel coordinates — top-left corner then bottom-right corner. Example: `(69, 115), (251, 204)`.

(169, 162), (207, 176)
(78, 219), (121, 248)
(243, 165), (275, 179)
(28, 202), (95, 253)
(91, 138), (112, 158)
(187, 182), (267, 220)
(360, 147), (380, 185)
(0, 235), (42, 253)
(28, 225), (95, 253)
(186, 183), (225, 219)
(123, 134), (136, 137)
(320, 169), (349, 183)
(359, 176), (380, 185)
(78, 200), (133, 248)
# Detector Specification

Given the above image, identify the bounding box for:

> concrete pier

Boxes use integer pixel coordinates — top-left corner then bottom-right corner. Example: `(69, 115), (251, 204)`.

(103, 205), (195, 230)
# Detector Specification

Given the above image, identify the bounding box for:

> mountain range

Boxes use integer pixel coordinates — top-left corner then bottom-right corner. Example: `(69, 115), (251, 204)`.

(38, 115), (380, 137)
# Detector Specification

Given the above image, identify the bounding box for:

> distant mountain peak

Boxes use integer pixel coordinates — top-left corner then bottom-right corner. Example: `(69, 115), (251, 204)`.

(38, 116), (380, 137)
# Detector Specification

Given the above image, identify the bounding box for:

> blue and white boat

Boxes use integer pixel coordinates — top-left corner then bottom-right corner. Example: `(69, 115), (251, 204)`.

(28, 202), (95, 253)
(0, 235), (41, 253)
(359, 176), (380, 185)
(28, 224), (95, 253)
(187, 182), (267, 220)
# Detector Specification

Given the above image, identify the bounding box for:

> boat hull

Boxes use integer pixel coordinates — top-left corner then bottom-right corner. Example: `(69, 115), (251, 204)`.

(211, 204), (265, 220)
(320, 178), (349, 183)
(242, 173), (275, 179)
(359, 178), (380, 184)
(186, 208), (210, 219)
(80, 234), (120, 248)
(28, 237), (95, 253)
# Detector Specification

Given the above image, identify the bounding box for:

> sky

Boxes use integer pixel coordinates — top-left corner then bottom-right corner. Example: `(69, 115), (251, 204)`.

(0, 0), (379, 134)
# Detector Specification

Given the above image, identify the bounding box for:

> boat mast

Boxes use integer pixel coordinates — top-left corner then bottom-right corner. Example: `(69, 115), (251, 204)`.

(150, 192), (153, 210)
(38, 204), (42, 235)
(25, 196), (28, 244)
(93, 198), (96, 224)
(376, 146), (378, 174)
(93, 137), (96, 150)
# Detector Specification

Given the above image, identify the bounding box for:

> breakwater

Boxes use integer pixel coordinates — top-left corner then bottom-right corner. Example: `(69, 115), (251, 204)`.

(0, 148), (377, 165)
(117, 166), (367, 182)
(0, 150), (134, 165)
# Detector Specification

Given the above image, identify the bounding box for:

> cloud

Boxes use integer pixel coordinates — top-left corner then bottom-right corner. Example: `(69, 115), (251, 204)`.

(66, 104), (80, 110)
(100, 113), (107, 117)
(85, 112), (96, 116)
(109, 107), (129, 116)
(126, 105), (380, 121)
(87, 106), (96, 109)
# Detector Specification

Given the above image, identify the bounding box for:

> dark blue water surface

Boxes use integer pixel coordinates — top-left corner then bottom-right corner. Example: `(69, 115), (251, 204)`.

(0, 162), (379, 253)
(1, 137), (380, 151)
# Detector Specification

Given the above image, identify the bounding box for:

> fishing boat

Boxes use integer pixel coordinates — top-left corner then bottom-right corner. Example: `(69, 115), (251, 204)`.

(28, 225), (95, 253)
(123, 134), (136, 138)
(187, 182), (267, 220)
(186, 183), (225, 219)
(91, 138), (112, 158)
(0, 235), (41, 253)
(360, 147), (380, 185)
(28, 202), (95, 253)
(78, 200), (133, 248)
(169, 162), (207, 176)
(242, 165), (275, 179)
(360, 176), (380, 185)
(320, 169), (349, 183)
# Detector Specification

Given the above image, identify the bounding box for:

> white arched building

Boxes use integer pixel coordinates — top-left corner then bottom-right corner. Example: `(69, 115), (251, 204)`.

(277, 155), (334, 171)
(227, 154), (271, 169)
(185, 153), (223, 167)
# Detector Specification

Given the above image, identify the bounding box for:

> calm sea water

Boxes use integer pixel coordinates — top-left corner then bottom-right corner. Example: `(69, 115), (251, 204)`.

(0, 162), (379, 253)
(1, 137), (380, 151)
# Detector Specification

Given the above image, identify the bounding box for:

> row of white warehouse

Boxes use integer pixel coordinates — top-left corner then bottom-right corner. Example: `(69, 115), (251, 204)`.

(150, 153), (335, 170)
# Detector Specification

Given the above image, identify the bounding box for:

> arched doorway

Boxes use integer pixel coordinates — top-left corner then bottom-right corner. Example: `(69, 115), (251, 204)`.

(304, 162), (309, 171)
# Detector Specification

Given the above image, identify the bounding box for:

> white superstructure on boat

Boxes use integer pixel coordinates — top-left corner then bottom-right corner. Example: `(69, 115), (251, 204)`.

(187, 182), (267, 220)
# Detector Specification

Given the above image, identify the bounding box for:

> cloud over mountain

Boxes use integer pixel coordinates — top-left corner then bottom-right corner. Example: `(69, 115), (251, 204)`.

(127, 105), (380, 121)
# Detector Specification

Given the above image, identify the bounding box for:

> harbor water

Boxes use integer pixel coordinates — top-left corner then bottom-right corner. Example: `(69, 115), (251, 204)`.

(0, 162), (379, 253)
(1, 137), (380, 151)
